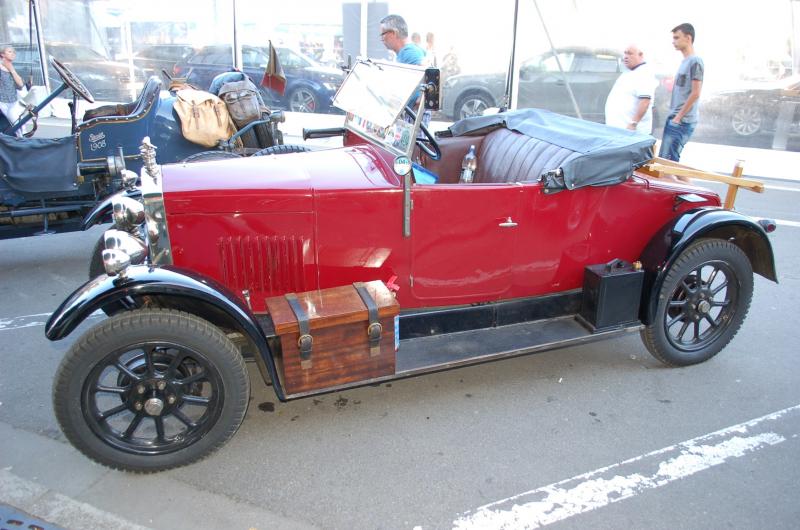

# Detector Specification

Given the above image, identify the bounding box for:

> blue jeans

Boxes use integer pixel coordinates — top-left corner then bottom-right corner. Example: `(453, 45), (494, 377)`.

(659, 117), (696, 162)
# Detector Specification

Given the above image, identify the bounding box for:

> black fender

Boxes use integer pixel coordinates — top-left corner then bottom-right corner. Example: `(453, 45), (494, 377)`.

(81, 188), (142, 230)
(45, 265), (286, 400)
(639, 207), (777, 325)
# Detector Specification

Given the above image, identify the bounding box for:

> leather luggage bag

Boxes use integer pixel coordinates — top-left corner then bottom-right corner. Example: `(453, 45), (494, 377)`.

(173, 88), (237, 148)
(218, 78), (262, 128)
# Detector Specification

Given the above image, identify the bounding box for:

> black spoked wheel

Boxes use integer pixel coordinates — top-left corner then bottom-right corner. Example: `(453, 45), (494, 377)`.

(53, 309), (249, 472)
(642, 239), (753, 366)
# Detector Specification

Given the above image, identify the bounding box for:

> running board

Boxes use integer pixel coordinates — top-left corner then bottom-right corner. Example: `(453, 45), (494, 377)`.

(279, 315), (643, 400)
(396, 316), (642, 376)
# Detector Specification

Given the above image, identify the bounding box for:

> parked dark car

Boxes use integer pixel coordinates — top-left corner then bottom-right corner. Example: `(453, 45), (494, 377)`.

(13, 42), (146, 102)
(132, 44), (197, 82)
(173, 45), (344, 113)
(700, 75), (800, 137)
(442, 47), (670, 124)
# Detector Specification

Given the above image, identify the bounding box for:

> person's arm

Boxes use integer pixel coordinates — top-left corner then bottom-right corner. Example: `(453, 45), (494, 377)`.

(628, 97), (651, 129)
(671, 79), (702, 124)
(2, 59), (24, 89)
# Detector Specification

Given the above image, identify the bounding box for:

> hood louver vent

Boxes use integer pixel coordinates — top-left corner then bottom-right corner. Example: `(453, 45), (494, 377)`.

(218, 235), (307, 296)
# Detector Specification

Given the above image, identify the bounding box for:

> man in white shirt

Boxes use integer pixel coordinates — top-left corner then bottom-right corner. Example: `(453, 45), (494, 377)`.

(604, 44), (657, 134)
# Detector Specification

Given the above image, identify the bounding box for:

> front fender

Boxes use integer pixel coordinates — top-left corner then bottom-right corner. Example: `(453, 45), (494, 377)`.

(81, 188), (142, 229)
(639, 207), (777, 324)
(45, 265), (286, 399)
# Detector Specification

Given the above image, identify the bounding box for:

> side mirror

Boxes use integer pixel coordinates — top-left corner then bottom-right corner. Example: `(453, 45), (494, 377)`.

(423, 68), (440, 111)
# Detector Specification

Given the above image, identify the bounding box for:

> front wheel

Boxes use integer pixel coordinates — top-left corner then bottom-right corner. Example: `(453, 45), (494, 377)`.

(288, 87), (319, 113)
(731, 107), (763, 137)
(641, 239), (753, 366)
(455, 92), (494, 120)
(52, 309), (250, 472)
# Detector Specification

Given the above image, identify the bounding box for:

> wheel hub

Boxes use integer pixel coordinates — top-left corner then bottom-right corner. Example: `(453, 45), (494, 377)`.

(125, 377), (178, 415)
(144, 397), (165, 416)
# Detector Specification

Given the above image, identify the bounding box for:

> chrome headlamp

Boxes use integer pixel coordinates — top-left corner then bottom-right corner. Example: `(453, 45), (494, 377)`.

(112, 196), (145, 231)
(102, 248), (132, 277)
(101, 229), (148, 276)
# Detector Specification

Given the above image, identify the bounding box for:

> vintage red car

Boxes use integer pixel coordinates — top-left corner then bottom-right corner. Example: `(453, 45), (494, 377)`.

(46, 60), (777, 472)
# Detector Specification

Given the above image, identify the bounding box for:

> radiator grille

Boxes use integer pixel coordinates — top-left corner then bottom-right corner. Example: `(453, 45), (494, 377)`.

(218, 235), (307, 295)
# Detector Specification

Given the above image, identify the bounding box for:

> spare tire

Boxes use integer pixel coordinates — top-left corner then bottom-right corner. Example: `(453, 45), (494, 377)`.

(181, 151), (242, 163)
(252, 144), (311, 156)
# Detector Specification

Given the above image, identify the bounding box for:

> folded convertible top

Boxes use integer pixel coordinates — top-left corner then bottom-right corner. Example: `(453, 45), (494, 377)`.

(447, 108), (656, 192)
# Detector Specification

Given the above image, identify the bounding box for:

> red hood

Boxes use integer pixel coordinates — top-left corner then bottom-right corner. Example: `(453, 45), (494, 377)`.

(160, 146), (397, 216)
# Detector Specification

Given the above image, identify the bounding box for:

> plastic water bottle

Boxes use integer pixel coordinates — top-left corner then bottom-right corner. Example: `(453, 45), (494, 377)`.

(460, 145), (477, 183)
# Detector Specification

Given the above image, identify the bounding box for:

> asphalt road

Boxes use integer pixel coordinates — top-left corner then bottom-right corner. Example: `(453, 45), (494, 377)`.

(1, 174), (798, 530)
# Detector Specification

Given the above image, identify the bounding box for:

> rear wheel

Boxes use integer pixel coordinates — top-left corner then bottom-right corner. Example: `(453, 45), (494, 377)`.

(641, 239), (753, 366)
(52, 309), (250, 472)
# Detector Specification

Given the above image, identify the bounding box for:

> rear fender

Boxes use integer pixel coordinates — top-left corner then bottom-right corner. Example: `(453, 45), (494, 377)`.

(639, 207), (777, 325)
(45, 265), (286, 400)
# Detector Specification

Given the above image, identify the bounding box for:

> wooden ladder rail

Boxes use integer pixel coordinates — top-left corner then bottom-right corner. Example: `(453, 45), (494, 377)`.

(641, 156), (765, 209)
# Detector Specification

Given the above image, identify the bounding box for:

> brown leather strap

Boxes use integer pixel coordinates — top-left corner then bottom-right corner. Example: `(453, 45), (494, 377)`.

(285, 293), (313, 369)
(354, 282), (382, 357)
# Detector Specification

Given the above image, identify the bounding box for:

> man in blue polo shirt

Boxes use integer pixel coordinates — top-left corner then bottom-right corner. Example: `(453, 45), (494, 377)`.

(379, 14), (430, 133)
(379, 14), (426, 66)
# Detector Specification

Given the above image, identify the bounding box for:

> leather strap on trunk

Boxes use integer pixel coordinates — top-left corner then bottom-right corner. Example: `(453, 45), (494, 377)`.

(354, 282), (382, 357)
(285, 293), (313, 369)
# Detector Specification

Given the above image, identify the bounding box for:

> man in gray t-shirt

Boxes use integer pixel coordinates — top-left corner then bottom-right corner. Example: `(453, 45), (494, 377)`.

(658, 23), (704, 162)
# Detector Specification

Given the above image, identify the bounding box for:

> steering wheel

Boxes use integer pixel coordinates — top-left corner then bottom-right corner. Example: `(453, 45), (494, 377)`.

(51, 57), (95, 103)
(404, 106), (441, 160)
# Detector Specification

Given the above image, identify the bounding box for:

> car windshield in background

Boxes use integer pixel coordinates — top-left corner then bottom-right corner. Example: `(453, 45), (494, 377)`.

(51, 45), (107, 62)
(333, 61), (425, 157)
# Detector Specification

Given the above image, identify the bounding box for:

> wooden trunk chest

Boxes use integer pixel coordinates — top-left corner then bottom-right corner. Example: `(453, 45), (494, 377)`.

(265, 281), (400, 395)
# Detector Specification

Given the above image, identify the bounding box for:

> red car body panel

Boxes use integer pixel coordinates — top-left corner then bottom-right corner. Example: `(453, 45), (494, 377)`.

(161, 144), (720, 313)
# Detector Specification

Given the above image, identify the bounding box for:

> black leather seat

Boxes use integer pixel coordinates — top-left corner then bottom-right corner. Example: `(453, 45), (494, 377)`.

(473, 128), (580, 184)
(79, 76), (162, 130)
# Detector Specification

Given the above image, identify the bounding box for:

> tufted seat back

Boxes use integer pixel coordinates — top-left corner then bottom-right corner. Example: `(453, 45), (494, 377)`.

(473, 127), (580, 184)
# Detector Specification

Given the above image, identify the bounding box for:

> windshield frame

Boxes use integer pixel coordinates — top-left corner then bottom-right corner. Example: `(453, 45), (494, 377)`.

(333, 60), (427, 158)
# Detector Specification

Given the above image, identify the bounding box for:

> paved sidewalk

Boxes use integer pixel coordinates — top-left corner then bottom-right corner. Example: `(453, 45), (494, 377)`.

(0, 421), (317, 530)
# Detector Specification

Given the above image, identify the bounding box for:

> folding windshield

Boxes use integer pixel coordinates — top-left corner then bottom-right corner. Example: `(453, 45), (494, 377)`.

(333, 60), (426, 157)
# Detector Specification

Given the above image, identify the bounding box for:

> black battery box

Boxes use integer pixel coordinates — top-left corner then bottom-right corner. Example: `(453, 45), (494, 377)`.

(578, 259), (644, 332)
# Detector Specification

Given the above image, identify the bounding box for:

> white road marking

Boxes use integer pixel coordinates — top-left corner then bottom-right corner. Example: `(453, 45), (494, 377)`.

(452, 404), (800, 529)
(0, 313), (52, 331)
(763, 184), (800, 193)
(0, 311), (103, 332)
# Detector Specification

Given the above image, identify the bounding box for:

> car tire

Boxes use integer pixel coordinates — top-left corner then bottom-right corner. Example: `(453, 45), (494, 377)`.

(252, 144), (312, 156)
(52, 308), (250, 472)
(454, 92), (494, 120)
(180, 151), (242, 163)
(641, 238), (753, 367)
(288, 87), (319, 113)
(731, 107), (763, 137)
